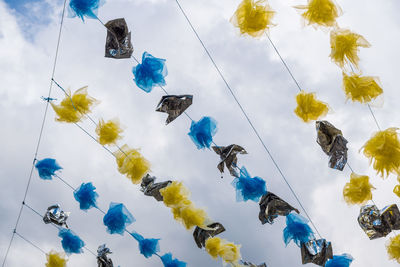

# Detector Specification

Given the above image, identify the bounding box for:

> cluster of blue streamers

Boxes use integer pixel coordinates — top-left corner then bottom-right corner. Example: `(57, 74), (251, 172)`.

(132, 52), (168, 93)
(188, 116), (218, 149)
(68, 0), (104, 21)
(35, 158), (62, 180)
(131, 232), (160, 258)
(73, 182), (99, 211)
(232, 167), (266, 202)
(283, 213), (315, 247)
(58, 229), (85, 254)
(325, 254), (354, 267)
(103, 202), (135, 235)
(161, 253), (187, 267)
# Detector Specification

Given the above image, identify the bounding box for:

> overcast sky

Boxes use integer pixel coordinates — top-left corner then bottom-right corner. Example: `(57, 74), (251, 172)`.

(1, 0), (400, 266)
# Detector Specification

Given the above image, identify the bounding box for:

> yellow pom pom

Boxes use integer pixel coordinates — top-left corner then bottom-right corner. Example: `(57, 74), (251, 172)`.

(295, 0), (342, 28)
(342, 73), (383, 104)
(394, 185), (400, 198)
(160, 181), (190, 207)
(343, 173), (375, 205)
(294, 91), (329, 122)
(362, 128), (400, 178)
(330, 28), (370, 69)
(205, 236), (222, 259)
(205, 237), (241, 264)
(46, 251), (67, 267)
(96, 119), (123, 145)
(387, 234), (400, 263)
(173, 203), (207, 230)
(230, 0), (275, 37)
(113, 144), (150, 184)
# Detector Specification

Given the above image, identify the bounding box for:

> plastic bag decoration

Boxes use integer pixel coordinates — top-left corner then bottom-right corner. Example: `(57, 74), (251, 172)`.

(141, 174), (172, 201)
(68, 0), (104, 21)
(104, 18), (133, 59)
(58, 229), (85, 254)
(241, 261), (267, 267)
(343, 173), (375, 205)
(294, 91), (329, 123)
(74, 182), (99, 211)
(232, 167), (267, 202)
(325, 254), (353, 267)
(103, 202), (135, 235)
(294, 0), (342, 28)
(205, 237), (241, 265)
(97, 244), (113, 267)
(361, 128), (400, 178)
(193, 222), (226, 248)
(132, 52), (168, 93)
(43, 204), (69, 228)
(230, 0), (275, 37)
(46, 251), (68, 267)
(131, 232), (160, 258)
(156, 95), (193, 125)
(160, 253), (187, 267)
(387, 234), (400, 264)
(342, 73), (383, 104)
(330, 28), (370, 69)
(35, 158), (62, 180)
(188, 116), (218, 149)
(283, 213), (315, 247)
(113, 144), (150, 184)
(96, 119), (123, 146)
(316, 121), (348, 170)
(258, 192), (299, 224)
(212, 144), (247, 177)
(300, 239), (333, 266)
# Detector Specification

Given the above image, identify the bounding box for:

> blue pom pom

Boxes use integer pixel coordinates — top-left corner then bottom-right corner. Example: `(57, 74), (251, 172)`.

(68, 0), (104, 21)
(161, 253), (187, 267)
(132, 52), (168, 93)
(188, 116), (218, 149)
(58, 229), (85, 254)
(74, 182), (99, 211)
(103, 202), (135, 235)
(283, 213), (315, 247)
(232, 167), (266, 202)
(131, 232), (160, 258)
(325, 254), (354, 267)
(35, 158), (62, 180)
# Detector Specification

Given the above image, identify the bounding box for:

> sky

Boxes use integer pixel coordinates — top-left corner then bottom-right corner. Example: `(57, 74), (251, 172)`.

(1, 0), (400, 266)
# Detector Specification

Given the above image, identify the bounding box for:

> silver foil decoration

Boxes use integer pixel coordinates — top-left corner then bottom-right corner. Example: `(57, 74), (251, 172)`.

(156, 95), (193, 125)
(97, 244), (114, 267)
(301, 239), (333, 266)
(316, 121), (348, 171)
(241, 261), (267, 267)
(381, 204), (400, 231)
(43, 204), (69, 228)
(140, 174), (171, 201)
(193, 222), (225, 249)
(212, 144), (247, 177)
(105, 18), (133, 59)
(258, 192), (299, 224)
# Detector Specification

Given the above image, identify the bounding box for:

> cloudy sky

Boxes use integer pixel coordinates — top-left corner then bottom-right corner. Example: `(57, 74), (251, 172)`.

(1, 0), (400, 266)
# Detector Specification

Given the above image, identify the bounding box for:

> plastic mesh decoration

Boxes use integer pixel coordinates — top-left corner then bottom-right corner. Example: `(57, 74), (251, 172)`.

(156, 95), (193, 125)
(295, 0), (342, 28)
(188, 116), (218, 149)
(35, 158), (62, 180)
(205, 237), (241, 265)
(104, 18), (133, 59)
(325, 254), (353, 267)
(212, 144), (247, 177)
(132, 52), (168, 93)
(171, 202), (208, 230)
(97, 244), (113, 267)
(74, 182), (99, 211)
(230, 0), (275, 37)
(258, 192), (299, 224)
(58, 229), (85, 255)
(96, 119), (123, 145)
(342, 73), (383, 104)
(160, 253), (187, 267)
(232, 167), (267, 202)
(387, 234), (400, 263)
(283, 213), (315, 247)
(193, 222), (225, 249)
(343, 173), (375, 205)
(131, 232), (160, 258)
(103, 202), (135, 235)
(159, 181), (190, 207)
(68, 0), (104, 21)
(394, 178), (400, 198)
(294, 91), (329, 123)
(45, 251), (68, 267)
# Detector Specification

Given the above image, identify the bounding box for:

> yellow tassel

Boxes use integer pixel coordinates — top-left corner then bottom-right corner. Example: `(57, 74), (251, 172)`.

(342, 73), (383, 104)
(113, 144), (150, 184)
(172, 203), (207, 230)
(230, 0), (275, 37)
(294, 91), (329, 122)
(205, 237), (241, 264)
(343, 173), (375, 205)
(160, 181), (190, 207)
(46, 251), (67, 267)
(387, 234), (400, 263)
(96, 119), (123, 145)
(295, 0), (342, 28)
(330, 28), (370, 69)
(362, 128), (400, 178)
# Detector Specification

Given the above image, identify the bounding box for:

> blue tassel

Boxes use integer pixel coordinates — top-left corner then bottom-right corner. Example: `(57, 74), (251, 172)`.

(325, 254), (354, 267)
(232, 167), (266, 202)
(103, 202), (135, 235)
(188, 116), (218, 149)
(68, 0), (104, 21)
(73, 182), (99, 211)
(131, 232), (160, 258)
(35, 158), (62, 180)
(58, 229), (85, 254)
(161, 253), (187, 267)
(132, 52), (168, 93)
(283, 213), (315, 247)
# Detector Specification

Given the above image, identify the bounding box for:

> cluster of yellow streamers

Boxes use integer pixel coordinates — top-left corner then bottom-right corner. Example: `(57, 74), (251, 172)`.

(113, 144), (150, 184)
(294, 91), (329, 123)
(295, 0), (341, 28)
(230, 0), (275, 37)
(342, 73), (383, 104)
(330, 28), (370, 69)
(45, 251), (67, 267)
(205, 237), (241, 265)
(362, 128), (400, 178)
(96, 119), (123, 145)
(387, 234), (400, 263)
(51, 86), (97, 123)
(343, 173), (375, 205)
